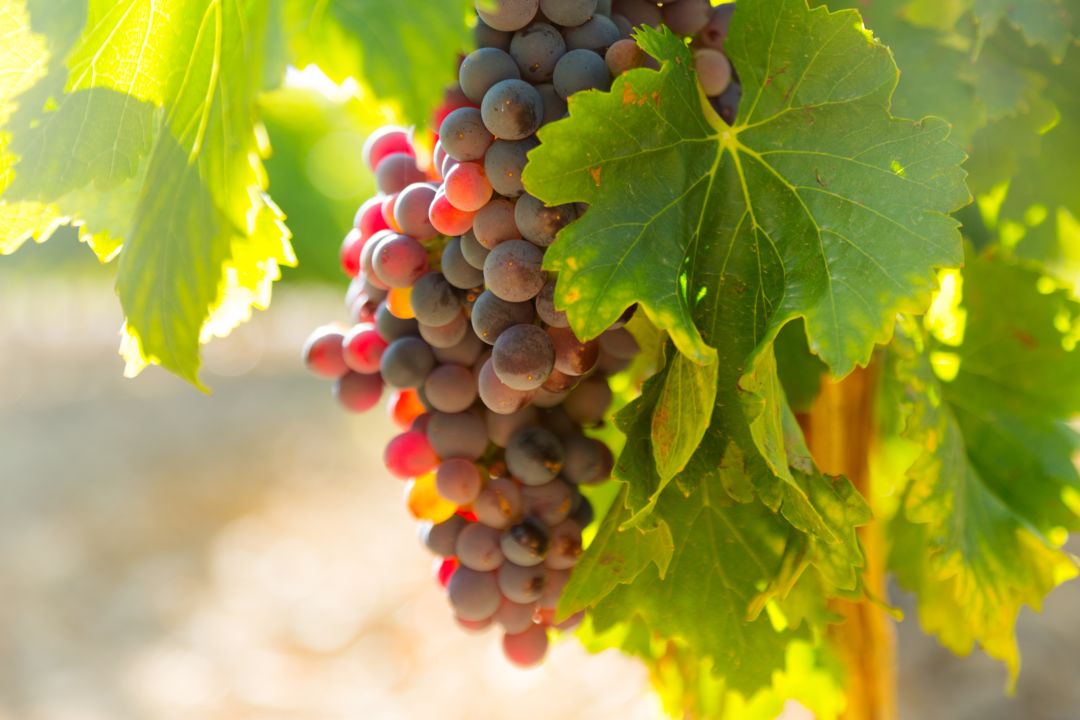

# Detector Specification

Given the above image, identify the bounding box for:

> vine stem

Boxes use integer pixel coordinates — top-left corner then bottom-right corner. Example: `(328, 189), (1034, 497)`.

(797, 361), (896, 720)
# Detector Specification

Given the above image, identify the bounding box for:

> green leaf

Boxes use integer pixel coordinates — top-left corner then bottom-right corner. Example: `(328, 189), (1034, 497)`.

(525, 8), (967, 377)
(972, 0), (1077, 61)
(886, 255), (1080, 681)
(651, 348), (718, 492)
(284, 0), (472, 125)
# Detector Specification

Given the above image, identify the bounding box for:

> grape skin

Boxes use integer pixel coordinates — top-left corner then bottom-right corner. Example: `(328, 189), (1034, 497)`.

(410, 272), (462, 327)
(484, 137), (538, 197)
(427, 410), (490, 460)
(424, 363), (478, 413)
(374, 152), (426, 194)
(502, 624), (549, 667)
(661, 0), (710, 35)
(498, 561), (548, 603)
(694, 47), (733, 97)
(476, 0), (539, 32)
(459, 229), (491, 269)
(444, 162), (494, 212)
(334, 371), (384, 412)
(418, 312), (469, 349)
(492, 323), (556, 391)
(440, 107), (494, 162)
(562, 14), (621, 53)
(459, 47), (522, 103)
(474, 476), (525, 529)
(553, 48), (612, 99)
(471, 290), (536, 344)
(479, 357), (538, 414)
(448, 567), (502, 621)
(514, 192), (579, 247)
(510, 22), (567, 83)
(563, 375), (613, 424)
(481, 78), (544, 141)
(500, 517), (550, 566)
(495, 598), (538, 634)
(303, 325), (349, 379)
(455, 522), (506, 571)
(484, 239), (546, 302)
(442, 236), (486, 290)
(485, 406), (540, 448)
(380, 336), (436, 389)
(473, 197), (520, 249)
(520, 479), (574, 525)
(393, 182), (439, 240)
(421, 515), (467, 557)
(506, 426), (564, 485)
(372, 233), (429, 288)
(547, 326), (600, 376)
(539, 0), (597, 28)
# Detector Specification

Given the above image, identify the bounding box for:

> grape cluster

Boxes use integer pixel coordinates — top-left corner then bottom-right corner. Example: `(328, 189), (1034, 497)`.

(303, 0), (740, 668)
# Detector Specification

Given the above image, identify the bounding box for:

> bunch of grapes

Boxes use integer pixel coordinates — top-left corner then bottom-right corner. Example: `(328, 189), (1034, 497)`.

(302, 0), (739, 668)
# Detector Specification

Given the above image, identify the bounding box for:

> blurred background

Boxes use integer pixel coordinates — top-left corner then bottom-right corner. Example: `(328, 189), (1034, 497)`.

(1, 79), (1078, 720)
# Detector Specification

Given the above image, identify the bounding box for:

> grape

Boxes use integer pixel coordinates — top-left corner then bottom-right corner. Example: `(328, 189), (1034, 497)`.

(484, 240), (546, 302)
(481, 79), (543, 141)
(474, 476), (524, 529)
(544, 519), (583, 569)
(455, 522), (505, 571)
(495, 598), (538, 634)
(540, 568), (569, 609)
(563, 375), (613, 424)
(343, 323), (388, 374)
(427, 410), (489, 459)
(442, 236), (486, 289)
(460, 229), (491, 269)
(532, 388), (569, 408)
(384, 430), (439, 478)
(340, 228), (364, 277)
(375, 152), (426, 195)
(562, 14), (620, 53)
(493, 324), (556, 391)
(540, 0), (598, 27)
(303, 325), (349, 379)
(520, 479), (573, 525)
(360, 230), (390, 289)
(355, 197), (391, 240)
(409, 272), (461, 327)
(547, 326), (600, 375)
(553, 48), (611, 99)
(433, 330), (484, 366)
(484, 137), (538, 197)
(610, 12), (633, 37)
(459, 47), (521, 104)
(514, 193), (579, 247)
(380, 336), (436, 388)
(441, 152), (460, 182)
(420, 514), (467, 557)
(334, 371), (384, 412)
(501, 517), (550, 568)
(502, 624), (549, 667)
(570, 493), (594, 526)
(436, 458), (485, 505)
(697, 3), (735, 52)
(475, 17), (513, 51)
(390, 388), (427, 429)
(497, 561), (548, 602)
(562, 434), (607, 484)
(694, 47), (732, 97)
(535, 280), (570, 328)
(486, 406), (540, 448)
(381, 193), (402, 233)
(429, 190), (477, 236)
(476, 0), (539, 31)
(510, 22), (566, 83)
(661, 0), (709, 35)
(424, 364), (478, 413)
(471, 290), (536, 344)
(596, 0), (612, 15)
(440, 107), (494, 162)
(448, 567), (503, 621)
(444, 162), (494, 212)
(541, 368), (578, 393)
(375, 301), (419, 341)
(535, 83), (567, 124)
(419, 312), (469, 349)
(479, 357), (538, 414)
(599, 326), (639, 359)
(473, 197), (519, 249)
(506, 426), (564, 485)
(406, 473), (458, 522)
(611, 0), (661, 27)
(605, 37), (648, 75)
(393, 183), (439, 240)
(363, 126), (414, 170)
(712, 80), (741, 125)
(372, 233), (429, 288)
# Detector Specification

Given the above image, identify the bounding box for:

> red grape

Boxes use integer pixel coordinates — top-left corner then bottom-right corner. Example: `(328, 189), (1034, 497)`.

(342, 323), (388, 374)
(303, 325), (349, 379)
(429, 190), (477, 236)
(445, 162), (494, 212)
(363, 126), (415, 170)
(384, 430), (439, 479)
(340, 228), (364, 277)
(334, 371), (384, 412)
(502, 624), (549, 667)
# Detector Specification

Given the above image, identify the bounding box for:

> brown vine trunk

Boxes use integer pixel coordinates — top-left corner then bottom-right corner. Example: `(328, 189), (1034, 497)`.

(798, 363), (896, 720)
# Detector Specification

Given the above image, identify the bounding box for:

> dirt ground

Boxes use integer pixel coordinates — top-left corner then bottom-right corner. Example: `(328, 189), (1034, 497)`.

(1, 276), (1077, 720)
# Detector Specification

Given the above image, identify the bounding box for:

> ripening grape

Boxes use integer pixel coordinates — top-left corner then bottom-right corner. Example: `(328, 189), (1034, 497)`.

(492, 324), (556, 391)
(427, 410), (490, 460)
(410, 272), (462, 327)
(510, 22), (567, 83)
(363, 126), (414, 170)
(599, 326), (640, 360)
(340, 228), (364, 277)
(498, 561), (548, 602)
(563, 375), (613, 425)
(520, 479), (574, 525)
(360, 231), (390, 289)
(535, 82), (567, 124)
(495, 598), (538, 634)
(541, 368), (577, 393)
(389, 388), (427, 428)
(472, 290), (536, 344)
(486, 406), (540, 447)
(433, 330), (485, 366)
(562, 14), (621, 53)
(478, 357), (538, 414)
(303, 325), (349, 379)
(476, 0), (540, 33)
(342, 323), (388, 374)
(553, 48), (612, 99)
(375, 301), (419, 341)
(355, 197), (391, 240)
(444, 162), (494, 212)
(442, 237), (486, 290)
(475, 17), (513, 50)
(571, 493), (594, 526)
(473, 197), (520, 249)
(380, 336), (436, 389)
(502, 624), (549, 667)
(372, 233), (429, 288)
(436, 457), (485, 505)
(481, 79), (544, 140)
(561, 434), (607, 484)
(436, 557), (459, 587)
(424, 363), (478, 413)
(662, 0), (710, 35)
(460, 229), (491, 269)
(447, 566), (503, 621)
(440, 107), (495, 162)
(394, 182), (439, 240)
(535, 280), (570, 328)
(421, 514), (467, 557)
(334, 371), (385, 412)
(419, 312), (470, 349)
(455, 522), (506, 571)
(694, 47), (732, 97)
(484, 137), (538, 197)
(611, 0), (661, 27)
(406, 472), (459, 523)
(544, 519), (583, 569)
(697, 3), (735, 52)
(515, 193), (578, 247)
(460, 47), (522, 104)
(484, 239), (546, 302)
(506, 426), (564, 485)
(385, 430), (440, 479)
(540, 0), (597, 27)
(429, 190), (477, 236)
(540, 568), (569, 610)
(473, 475), (525, 529)
(375, 152), (427, 195)
(547, 326), (600, 375)
(605, 38), (648, 76)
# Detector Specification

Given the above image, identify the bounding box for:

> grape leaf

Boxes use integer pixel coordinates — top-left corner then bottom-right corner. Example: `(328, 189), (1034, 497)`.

(284, 0), (472, 125)
(886, 256), (1080, 681)
(524, 5), (968, 376)
(901, 0), (1078, 60)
